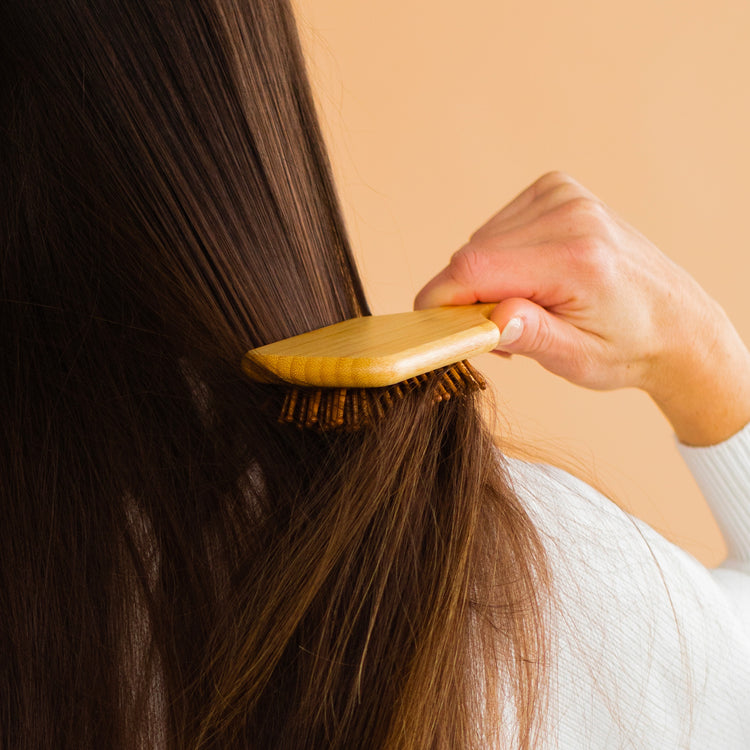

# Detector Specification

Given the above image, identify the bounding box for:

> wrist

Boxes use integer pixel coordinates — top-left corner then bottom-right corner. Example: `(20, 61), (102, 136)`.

(645, 302), (750, 446)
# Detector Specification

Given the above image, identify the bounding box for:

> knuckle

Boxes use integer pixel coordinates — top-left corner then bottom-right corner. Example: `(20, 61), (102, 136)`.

(544, 181), (584, 206)
(448, 243), (487, 284)
(561, 194), (597, 215)
(557, 196), (609, 232)
(528, 313), (554, 354)
(562, 234), (616, 286)
(534, 170), (578, 194)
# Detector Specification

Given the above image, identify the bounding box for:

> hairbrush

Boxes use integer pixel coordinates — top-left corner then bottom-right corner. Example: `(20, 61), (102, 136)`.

(242, 303), (499, 430)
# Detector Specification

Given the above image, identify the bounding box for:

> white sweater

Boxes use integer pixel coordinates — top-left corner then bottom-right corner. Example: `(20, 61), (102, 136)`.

(504, 423), (750, 748)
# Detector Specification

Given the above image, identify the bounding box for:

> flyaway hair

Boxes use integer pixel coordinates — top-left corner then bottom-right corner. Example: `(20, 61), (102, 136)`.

(0, 1), (550, 748)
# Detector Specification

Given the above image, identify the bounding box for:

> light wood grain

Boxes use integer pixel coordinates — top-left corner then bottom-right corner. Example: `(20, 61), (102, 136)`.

(242, 304), (499, 387)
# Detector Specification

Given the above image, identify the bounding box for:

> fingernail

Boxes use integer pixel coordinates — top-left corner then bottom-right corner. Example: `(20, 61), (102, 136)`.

(498, 317), (523, 346)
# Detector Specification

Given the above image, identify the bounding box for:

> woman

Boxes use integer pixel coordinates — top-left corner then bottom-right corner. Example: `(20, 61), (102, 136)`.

(1, 1), (747, 749)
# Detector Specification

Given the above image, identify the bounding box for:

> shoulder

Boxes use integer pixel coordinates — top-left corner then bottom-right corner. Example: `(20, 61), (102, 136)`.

(500, 452), (750, 748)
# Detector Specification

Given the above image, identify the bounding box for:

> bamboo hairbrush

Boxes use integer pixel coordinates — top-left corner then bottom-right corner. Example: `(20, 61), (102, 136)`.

(242, 303), (499, 430)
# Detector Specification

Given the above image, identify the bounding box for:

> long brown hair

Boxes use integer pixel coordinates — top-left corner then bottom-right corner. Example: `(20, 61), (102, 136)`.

(0, 1), (550, 747)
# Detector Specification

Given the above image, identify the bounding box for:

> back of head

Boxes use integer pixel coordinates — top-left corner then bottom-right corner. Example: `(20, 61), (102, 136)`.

(0, 1), (549, 748)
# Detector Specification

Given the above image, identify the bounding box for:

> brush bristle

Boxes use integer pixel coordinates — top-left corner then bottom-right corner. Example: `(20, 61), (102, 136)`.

(277, 360), (487, 431)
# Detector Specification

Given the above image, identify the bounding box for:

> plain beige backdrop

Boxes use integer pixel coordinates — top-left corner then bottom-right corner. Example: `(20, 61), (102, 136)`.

(292, 0), (750, 566)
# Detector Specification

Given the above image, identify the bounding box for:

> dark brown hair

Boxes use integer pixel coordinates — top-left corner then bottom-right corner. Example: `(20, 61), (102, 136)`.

(0, 1), (549, 747)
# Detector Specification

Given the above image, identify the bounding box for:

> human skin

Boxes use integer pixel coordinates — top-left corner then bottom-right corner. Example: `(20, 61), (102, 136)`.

(414, 171), (750, 447)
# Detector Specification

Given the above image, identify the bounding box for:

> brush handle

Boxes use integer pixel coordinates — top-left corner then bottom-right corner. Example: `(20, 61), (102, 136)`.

(243, 303), (499, 388)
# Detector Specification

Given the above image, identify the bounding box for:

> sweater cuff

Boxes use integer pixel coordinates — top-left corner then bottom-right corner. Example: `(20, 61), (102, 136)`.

(677, 421), (750, 564)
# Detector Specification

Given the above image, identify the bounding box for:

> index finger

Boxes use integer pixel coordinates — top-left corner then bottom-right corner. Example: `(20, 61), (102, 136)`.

(413, 240), (570, 311)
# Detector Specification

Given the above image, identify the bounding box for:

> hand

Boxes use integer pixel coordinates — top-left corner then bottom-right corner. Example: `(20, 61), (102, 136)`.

(415, 171), (750, 444)
(415, 171), (708, 392)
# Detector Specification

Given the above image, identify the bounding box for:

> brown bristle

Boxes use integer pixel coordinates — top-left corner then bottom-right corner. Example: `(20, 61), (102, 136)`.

(457, 360), (487, 389)
(435, 381), (451, 401)
(298, 391), (309, 422)
(281, 388), (297, 422)
(372, 391), (385, 419)
(334, 388), (346, 427)
(306, 390), (322, 427)
(275, 360), (487, 431)
(359, 389), (371, 424)
(443, 369), (460, 393)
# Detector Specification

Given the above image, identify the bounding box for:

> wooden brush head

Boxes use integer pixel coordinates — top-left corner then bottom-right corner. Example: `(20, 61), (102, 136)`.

(241, 304), (499, 388)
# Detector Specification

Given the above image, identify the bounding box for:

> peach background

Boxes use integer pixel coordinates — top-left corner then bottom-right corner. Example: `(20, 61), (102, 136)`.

(292, 0), (750, 566)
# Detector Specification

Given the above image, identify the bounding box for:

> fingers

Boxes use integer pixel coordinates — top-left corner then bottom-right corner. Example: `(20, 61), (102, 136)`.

(413, 171), (696, 394)
(489, 298), (563, 353)
(415, 172), (604, 311)
(488, 297), (600, 387)
(482, 181), (600, 239)
(414, 233), (575, 311)
(470, 171), (596, 241)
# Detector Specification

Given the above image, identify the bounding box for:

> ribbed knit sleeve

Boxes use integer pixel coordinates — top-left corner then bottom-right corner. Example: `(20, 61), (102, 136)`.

(677, 421), (750, 567)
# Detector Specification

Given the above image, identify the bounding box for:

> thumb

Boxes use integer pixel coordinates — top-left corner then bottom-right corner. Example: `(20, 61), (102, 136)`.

(488, 298), (589, 382)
